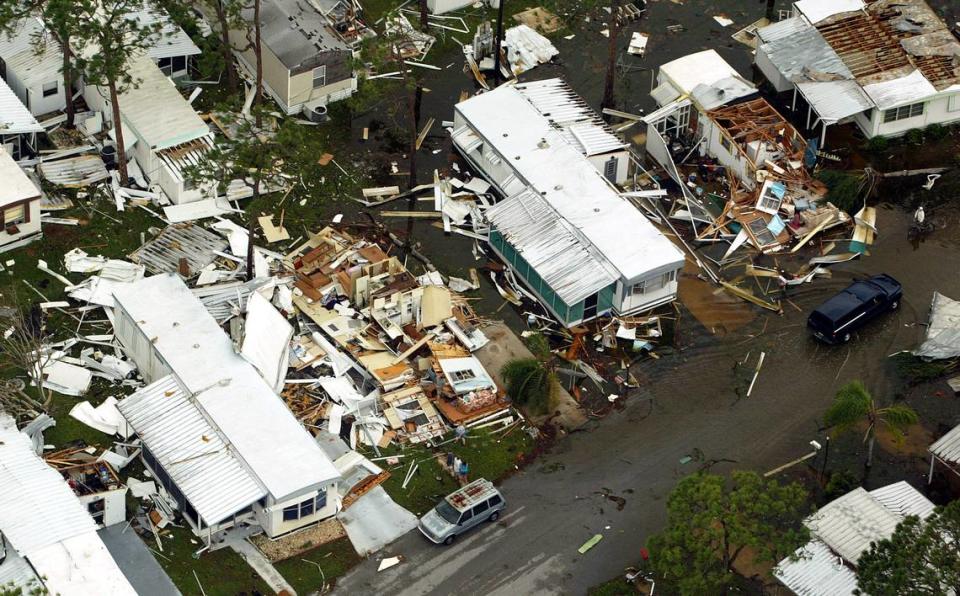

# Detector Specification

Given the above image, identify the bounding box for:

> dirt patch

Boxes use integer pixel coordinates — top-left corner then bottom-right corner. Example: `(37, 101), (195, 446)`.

(251, 519), (347, 563)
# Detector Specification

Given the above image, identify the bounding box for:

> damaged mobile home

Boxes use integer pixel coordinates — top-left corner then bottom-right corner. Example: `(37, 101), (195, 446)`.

(113, 274), (342, 543)
(0, 147), (43, 253)
(774, 481), (934, 595)
(452, 79), (685, 327)
(81, 53), (214, 204)
(755, 0), (960, 140)
(644, 50), (850, 258)
(0, 414), (137, 595)
(0, 77), (44, 160)
(221, 0), (360, 117)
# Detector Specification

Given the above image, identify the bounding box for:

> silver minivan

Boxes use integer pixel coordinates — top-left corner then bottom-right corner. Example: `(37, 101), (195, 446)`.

(418, 479), (505, 545)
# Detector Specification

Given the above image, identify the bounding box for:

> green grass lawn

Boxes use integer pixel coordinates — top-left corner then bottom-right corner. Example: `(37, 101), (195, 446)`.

(149, 526), (272, 596)
(372, 425), (533, 516)
(272, 537), (361, 594)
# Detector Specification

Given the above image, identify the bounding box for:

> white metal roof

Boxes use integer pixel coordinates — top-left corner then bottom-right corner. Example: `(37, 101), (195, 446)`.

(0, 18), (62, 89)
(0, 545), (41, 592)
(118, 375), (268, 525)
(796, 80), (873, 124)
(862, 69), (938, 110)
(915, 292), (960, 361)
(113, 54), (210, 151)
(774, 539), (859, 596)
(487, 188), (617, 304)
(690, 76), (758, 111)
(0, 422), (136, 595)
(457, 85), (685, 284)
(870, 481), (936, 519)
(931, 421), (960, 464)
(794, 0), (865, 25)
(658, 50), (742, 96)
(0, 148), (40, 207)
(756, 17), (853, 84)
(512, 79), (627, 156)
(112, 273), (339, 502)
(133, 4), (202, 60)
(0, 77), (42, 135)
(806, 484), (933, 565)
(806, 487), (901, 564)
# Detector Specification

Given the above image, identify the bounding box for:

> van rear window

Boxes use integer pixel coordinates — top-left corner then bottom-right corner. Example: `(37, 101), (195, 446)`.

(808, 311), (834, 330)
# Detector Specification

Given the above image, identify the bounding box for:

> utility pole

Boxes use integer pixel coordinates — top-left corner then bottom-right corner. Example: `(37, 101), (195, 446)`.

(492, 0), (505, 87)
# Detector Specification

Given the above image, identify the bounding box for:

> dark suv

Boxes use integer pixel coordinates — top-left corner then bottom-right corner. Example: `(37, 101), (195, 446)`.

(807, 274), (902, 344)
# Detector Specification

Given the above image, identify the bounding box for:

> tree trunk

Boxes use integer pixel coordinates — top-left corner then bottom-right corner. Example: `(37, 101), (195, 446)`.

(253, 0), (264, 127)
(61, 35), (75, 129)
(601, 0), (621, 113)
(419, 0), (429, 32)
(492, 0), (505, 86)
(246, 180), (259, 281)
(216, 0), (238, 93)
(765, 0), (777, 21)
(866, 434), (875, 468)
(109, 79), (129, 186)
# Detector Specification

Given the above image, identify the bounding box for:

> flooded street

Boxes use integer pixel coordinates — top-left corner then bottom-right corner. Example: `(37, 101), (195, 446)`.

(336, 1), (960, 593)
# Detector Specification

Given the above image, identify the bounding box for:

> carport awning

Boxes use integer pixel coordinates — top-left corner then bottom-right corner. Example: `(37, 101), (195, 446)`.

(796, 80), (873, 125)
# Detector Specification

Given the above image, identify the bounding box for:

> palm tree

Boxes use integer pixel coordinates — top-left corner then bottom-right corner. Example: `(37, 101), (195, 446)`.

(501, 333), (555, 414)
(824, 380), (918, 468)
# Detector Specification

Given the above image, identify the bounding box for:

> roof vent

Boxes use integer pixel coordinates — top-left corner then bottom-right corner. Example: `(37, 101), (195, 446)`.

(537, 139), (549, 149)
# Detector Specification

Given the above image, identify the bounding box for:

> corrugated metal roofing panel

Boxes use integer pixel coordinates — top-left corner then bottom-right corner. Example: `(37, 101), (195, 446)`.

(806, 487), (900, 564)
(133, 5), (202, 60)
(514, 78), (627, 156)
(0, 541), (41, 590)
(870, 481), (936, 519)
(931, 422), (960, 463)
(487, 188), (617, 305)
(796, 80), (873, 123)
(774, 539), (858, 596)
(862, 69), (937, 110)
(756, 17), (853, 84)
(0, 77), (42, 135)
(0, 18), (62, 90)
(117, 375), (268, 525)
(795, 0), (866, 25)
(110, 54), (209, 151)
(0, 425), (98, 554)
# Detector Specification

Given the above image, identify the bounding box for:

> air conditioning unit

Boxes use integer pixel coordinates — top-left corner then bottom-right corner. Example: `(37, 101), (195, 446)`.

(303, 104), (329, 123)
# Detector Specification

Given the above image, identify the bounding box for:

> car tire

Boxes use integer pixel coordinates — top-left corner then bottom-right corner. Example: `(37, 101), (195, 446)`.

(890, 300), (900, 310)
(488, 511), (500, 522)
(842, 332), (851, 343)
(443, 535), (456, 546)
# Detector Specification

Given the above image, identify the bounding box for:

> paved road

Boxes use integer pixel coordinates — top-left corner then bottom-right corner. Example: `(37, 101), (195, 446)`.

(336, 208), (960, 595)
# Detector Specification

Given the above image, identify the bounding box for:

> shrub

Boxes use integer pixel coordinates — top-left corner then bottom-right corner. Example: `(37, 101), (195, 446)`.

(926, 123), (948, 140)
(825, 470), (859, 501)
(815, 170), (863, 213)
(865, 136), (889, 152)
(891, 352), (952, 383)
(906, 128), (924, 145)
(501, 358), (554, 414)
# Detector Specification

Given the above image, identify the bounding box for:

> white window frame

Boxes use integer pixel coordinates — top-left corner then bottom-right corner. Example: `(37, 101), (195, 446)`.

(949, 94), (960, 113)
(312, 65), (327, 89)
(41, 80), (58, 97)
(883, 102), (924, 123)
(630, 281), (646, 296)
(452, 369), (476, 382)
(4, 204), (26, 226)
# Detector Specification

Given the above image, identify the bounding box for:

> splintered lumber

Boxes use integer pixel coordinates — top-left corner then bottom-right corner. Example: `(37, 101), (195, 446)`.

(380, 211), (442, 218)
(791, 213), (835, 253)
(362, 186), (401, 198)
(720, 280), (781, 312)
(415, 117), (436, 150)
